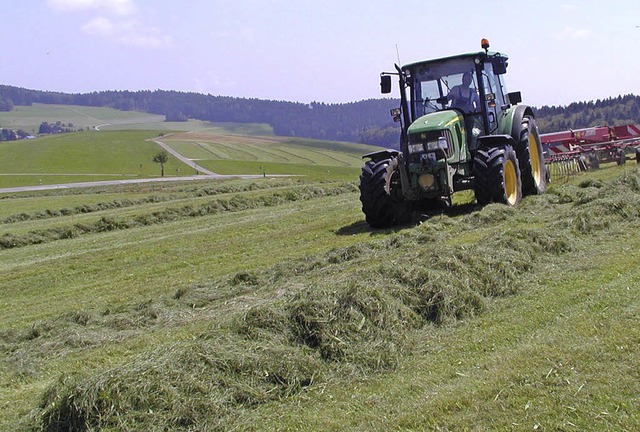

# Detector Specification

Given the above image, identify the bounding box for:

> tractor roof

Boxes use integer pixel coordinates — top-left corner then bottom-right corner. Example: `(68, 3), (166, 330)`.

(402, 51), (508, 71)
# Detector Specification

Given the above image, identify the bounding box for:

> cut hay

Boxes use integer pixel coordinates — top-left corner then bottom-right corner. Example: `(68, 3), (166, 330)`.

(36, 337), (325, 431)
(31, 172), (640, 431)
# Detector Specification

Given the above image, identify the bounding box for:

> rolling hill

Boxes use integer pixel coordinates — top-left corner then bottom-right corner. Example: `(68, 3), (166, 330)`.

(0, 104), (383, 189)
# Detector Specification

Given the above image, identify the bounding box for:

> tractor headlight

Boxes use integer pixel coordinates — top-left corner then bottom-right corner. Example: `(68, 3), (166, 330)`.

(426, 141), (439, 151)
(426, 137), (449, 151)
(408, 143), (424, 154)
(418, 173), (436, 190)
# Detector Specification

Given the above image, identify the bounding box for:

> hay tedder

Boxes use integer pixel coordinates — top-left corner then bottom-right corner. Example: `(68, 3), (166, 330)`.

(541, 124), (640, 178)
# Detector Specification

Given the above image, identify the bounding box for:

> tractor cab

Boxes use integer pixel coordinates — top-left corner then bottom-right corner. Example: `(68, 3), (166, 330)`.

(381, 39), (521, 162)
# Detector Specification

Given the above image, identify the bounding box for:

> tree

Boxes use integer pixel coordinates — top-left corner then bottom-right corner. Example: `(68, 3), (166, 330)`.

(0, 97), (13, 111)
(1, 128), (17, 141)
(39, 122), (51, 134)
(152, 150), (169, 177)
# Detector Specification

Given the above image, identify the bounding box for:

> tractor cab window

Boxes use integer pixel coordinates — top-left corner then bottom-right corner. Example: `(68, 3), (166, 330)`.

(410, 58), (481, 118)
(480, 62), (506, 132)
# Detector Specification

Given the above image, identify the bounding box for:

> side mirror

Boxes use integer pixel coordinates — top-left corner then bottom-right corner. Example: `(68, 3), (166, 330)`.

(380, 75), (392, 94)
(390, 108), (401, 122)
(492, 57), (508, 75)
(507, 91), (522, 105)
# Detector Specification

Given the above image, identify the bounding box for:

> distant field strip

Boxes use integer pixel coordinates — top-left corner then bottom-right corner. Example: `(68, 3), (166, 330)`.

(164, 134), (363, 167)
(0, 103), (164, 131)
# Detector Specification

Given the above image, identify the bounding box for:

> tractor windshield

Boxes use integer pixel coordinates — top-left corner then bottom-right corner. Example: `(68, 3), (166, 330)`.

(408, 58), (480, 118)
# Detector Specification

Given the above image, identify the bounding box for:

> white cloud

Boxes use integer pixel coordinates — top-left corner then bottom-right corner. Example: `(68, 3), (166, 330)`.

(122, 33), (173, 49)
(80, 17), (173, 48)
(560, 4), (579, 12)
(47, 0), (136, 16)
(81, 17), (115, 36)
(557, 26), (590, 40)
(49, 0), (171, 49)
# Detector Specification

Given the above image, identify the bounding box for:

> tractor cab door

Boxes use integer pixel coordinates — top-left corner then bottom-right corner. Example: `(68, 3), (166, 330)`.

(479, 61), (507, 134)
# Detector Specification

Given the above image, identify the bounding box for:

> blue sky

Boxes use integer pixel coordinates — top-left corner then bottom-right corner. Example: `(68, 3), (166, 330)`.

(1, 0), (639, 108)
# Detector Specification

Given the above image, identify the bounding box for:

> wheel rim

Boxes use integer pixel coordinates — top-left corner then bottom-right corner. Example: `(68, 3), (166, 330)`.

(504, 159), (518, 205)
(528, 131), (542, 185)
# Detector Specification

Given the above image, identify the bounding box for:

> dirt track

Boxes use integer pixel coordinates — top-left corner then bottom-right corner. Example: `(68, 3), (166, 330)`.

(151, 139), (219, 176)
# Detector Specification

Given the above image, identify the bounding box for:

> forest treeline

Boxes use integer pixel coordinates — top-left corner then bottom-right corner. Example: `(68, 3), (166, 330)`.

(1, 85), (639, 147)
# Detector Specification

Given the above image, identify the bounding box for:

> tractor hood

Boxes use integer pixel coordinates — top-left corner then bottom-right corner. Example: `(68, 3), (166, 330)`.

(407, 110), (463, 136)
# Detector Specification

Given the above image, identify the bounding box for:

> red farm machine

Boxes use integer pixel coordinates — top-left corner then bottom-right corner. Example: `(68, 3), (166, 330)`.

(541, 124), (640, 176)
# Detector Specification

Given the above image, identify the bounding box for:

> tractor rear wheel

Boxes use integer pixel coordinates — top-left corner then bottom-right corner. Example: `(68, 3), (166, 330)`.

(473, 145), (522, 206)
(359, 158), (411, 228)
(514, 116), (547, 195)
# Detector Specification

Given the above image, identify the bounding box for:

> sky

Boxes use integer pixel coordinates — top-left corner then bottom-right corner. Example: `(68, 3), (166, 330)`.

(1, 0), (639, 108)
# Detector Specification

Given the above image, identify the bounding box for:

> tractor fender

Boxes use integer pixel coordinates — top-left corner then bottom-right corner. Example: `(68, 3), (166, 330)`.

(362, 149), (401, 163)
(476, 134), (516, 150)
(499, 104), (535, 139)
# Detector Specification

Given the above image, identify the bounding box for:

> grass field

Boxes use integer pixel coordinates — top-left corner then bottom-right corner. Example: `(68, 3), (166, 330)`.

(0, 104), (164, 132)
(0, 130), (190, 188)
(0, 104), (380, 187)
(2, 103), (640, 430)
(1, 155), (639, 430)
(161, 131), (380, 180)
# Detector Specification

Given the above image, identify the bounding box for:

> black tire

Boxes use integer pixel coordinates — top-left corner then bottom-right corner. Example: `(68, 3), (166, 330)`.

(589, 153), (600, 170)
(359, 158), (411, 228)
(616, 149), (626, 165)
(635, 147), (640, 164)
(514, 115), (547, 195)
(473, 145), (522, 206)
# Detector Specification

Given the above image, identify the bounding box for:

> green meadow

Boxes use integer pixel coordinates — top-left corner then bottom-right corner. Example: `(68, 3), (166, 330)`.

(161, 131), (379, 180)
(0, 131), (188, 187)
(0, 103), (164, 132)
(1, 103), (640, 431)
(0, 104), (380, 188)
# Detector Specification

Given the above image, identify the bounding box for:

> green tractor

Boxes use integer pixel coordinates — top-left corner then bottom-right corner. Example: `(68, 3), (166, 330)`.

(359, 39), (547, 228)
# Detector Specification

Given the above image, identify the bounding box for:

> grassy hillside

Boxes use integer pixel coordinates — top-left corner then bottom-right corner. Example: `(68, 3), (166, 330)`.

(0, 130), (188, 188)
(1, 160), (638, 430)
(0, 104), (164, 132)
(161, 131), (380, 180)
(1, 128), (380, 189)
(0, 103), (278, 135)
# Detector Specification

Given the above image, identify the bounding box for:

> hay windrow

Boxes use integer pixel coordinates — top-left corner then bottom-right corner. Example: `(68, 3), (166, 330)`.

(0, 179), (319, 225)
(35, 337), (325, 431)
(0, 182), (357, 250)
(31, 224), (578, 430)
(28, 170), (640, 431)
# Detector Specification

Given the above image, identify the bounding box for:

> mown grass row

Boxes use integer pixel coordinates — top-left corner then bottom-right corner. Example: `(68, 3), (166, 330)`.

(0, 182), (358, 249)
(0, 178), (315, 224)
(24, 170), (639, 431)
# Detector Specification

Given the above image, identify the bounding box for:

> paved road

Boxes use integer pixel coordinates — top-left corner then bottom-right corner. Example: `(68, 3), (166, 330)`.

(0, 174), (277, 194)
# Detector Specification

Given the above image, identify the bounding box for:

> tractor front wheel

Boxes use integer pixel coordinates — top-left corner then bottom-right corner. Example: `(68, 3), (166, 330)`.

(359, 158), (411, 228)
(473, 145), (522, 206)
(514, 115), (547, 195)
